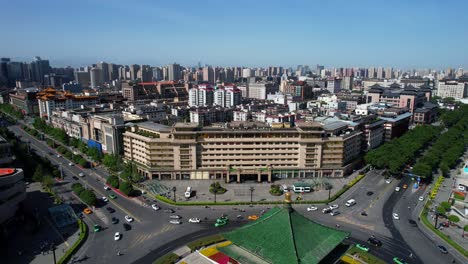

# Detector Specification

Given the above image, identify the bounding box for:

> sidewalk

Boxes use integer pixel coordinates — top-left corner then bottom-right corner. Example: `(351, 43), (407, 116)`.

(6, 183), (81, 264)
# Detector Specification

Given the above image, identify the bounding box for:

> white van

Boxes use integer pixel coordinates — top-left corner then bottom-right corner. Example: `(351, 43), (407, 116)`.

(345, 199), (356, 207)
(293, 186), (311, 193)
(184, 186), (192, 198)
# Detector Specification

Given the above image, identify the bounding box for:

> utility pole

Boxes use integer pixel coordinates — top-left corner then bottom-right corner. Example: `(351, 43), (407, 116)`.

(250, 186), (254, 203)
(52, 243), (57, 264)
(172, 186), (176, 202)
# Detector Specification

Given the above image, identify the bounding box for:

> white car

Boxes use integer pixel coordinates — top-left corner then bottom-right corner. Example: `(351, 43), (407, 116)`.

(393, 213), (400, 220)
(385, 179), (392, 184)
(68, 162), (73, 166)
(102, 197), (108, 202)
(151, 204), (160, 211)
(418, 196), (424, 201)
(395, 187), (400, 192)
(104, 186), (110, 191)
(56, 154), (61, 158)
(114, 232), (121, 241)
(125, 215), (134, 223)
(170, 215), (181, 219)
(188, 218), (201, 223)
(78, 173), (84, 177)
(329, 204), (339, 210)
(458, 185), (466, 192)
(170, 220), (181, 224)
(307, 206), (318, 211)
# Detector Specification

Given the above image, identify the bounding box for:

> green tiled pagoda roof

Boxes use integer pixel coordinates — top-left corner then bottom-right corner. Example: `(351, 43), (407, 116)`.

(222, 206), (349, 264)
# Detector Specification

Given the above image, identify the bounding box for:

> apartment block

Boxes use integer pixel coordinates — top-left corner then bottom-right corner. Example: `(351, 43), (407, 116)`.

(437, 81), (467, 99)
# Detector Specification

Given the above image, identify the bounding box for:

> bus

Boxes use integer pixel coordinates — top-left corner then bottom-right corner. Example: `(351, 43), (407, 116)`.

(292, 183), (311, 193)
(184, 186), (192, 198)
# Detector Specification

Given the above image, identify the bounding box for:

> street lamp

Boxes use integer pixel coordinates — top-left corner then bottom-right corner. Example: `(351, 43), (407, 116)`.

(250, 186), (254, 203)
(172, 187), (176, 202)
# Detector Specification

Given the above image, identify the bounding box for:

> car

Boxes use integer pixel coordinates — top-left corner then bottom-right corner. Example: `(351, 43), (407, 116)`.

(322, 208), (332, 214)
(170, 220), (181, 225)
(111, 217), (119, 224)
(125, 215), (134, 222)
(68, 162), (73, 166)
(106, 207), (115, 213)
(329, 204), (339, 210)
(402, 184), (408, 189)
(393, 257), (408, 264)
(109, 194), (117, 199)
(385, 178), (392, 184)
(93, 224), (101, 232)
(123, 223), (131, 231)
(72, 176), (79, 181)
(393, 213), (399, 220)
(418, 196), (424, 201)
(367, 237), (382, 247)
(215, 218), (228, 227)
(48, 152), (53, 155)
(408, 219), (417, 227)
(361, 211), (368, 216)
(188, 218), (201, 223)
(355, 244), (370, 252)
(83, 208), (92, 214)
(330, 211), (340, 216)
(248, 215), (259, 221)
(437, 245), (448, 254)
(114, 232), (121, 241)
(366, 191), (374, 196)
(151, 204), (160, 211)
(104, 186), (111, 191)
(458, 185), (466, 192)
(169, 215), (181, 219)
(78, 173), (84, 177)
(56, 154), (61, 158)
(395, 187), (400, 192)
(164, 209), (175, 213)
(307, 206), (318, 211)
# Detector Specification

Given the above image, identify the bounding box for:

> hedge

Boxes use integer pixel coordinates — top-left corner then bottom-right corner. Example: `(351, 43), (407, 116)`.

(57, 220), (88, 264)
(346, 246), (386, 264)
(152, 252), (180, 264)
(420, 201), (468, 257)
(187, 234), (226, 251)
(155, 173), (366, 206)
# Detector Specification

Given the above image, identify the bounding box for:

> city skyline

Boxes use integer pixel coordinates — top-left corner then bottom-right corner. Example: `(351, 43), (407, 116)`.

(1, 0), (468, 68)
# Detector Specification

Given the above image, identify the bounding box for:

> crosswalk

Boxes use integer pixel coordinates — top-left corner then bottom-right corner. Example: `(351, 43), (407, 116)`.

(334, 216), (375, 231)
(128, 224), (176, 249)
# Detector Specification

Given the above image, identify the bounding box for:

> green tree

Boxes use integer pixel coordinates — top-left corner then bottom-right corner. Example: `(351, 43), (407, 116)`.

(79, 190), (97, 206)
(87, 147), (102, 161)
(440, 201), (452, 211)
(119, 181), (134, 196)
(32, 164), (44, 182)
(436, 206), (446, 215)
(463, 225), (468, 237)
(42, 175), (55, 190)
(78, 157), (88, 168)
(448, 215), (460, 224)
(106, 175), (120, 188)
(103, 154), (122, 172)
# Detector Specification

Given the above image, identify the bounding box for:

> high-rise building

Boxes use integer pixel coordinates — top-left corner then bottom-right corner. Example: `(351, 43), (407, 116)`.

(188, 84), (214, 107)
(242, 68), (252, 78)
(368, 67), (375, 79)
(129, 64), (140, 80)
(152, 67), (163, 81)
(96, 61), (110, 83)
(385, 67), (393, 79)
(29, 56), (51, 84)
(326, 78), (342, 94)
(139, 65), (153, 82)
(90, 67), (103, 88)
(376, 67), (384, 79)
(224, 68), (234, 83)
(203, 67), (214, 83)
(168, 63), (182, 81)
(316, 65), (324, 75)
(74, 71), (91, 87)
(108, 63), (119, 81)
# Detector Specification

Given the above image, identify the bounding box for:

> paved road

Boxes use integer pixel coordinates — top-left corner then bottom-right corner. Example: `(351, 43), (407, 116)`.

(11, 123), (468, 264)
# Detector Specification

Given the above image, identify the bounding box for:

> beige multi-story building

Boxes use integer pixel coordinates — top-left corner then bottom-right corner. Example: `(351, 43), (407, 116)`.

(437, 81), (467, 99)
(123, 121), (362, 183)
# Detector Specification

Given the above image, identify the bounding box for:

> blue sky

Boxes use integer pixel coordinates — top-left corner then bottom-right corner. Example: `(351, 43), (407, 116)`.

(1, 0), (467, 69)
